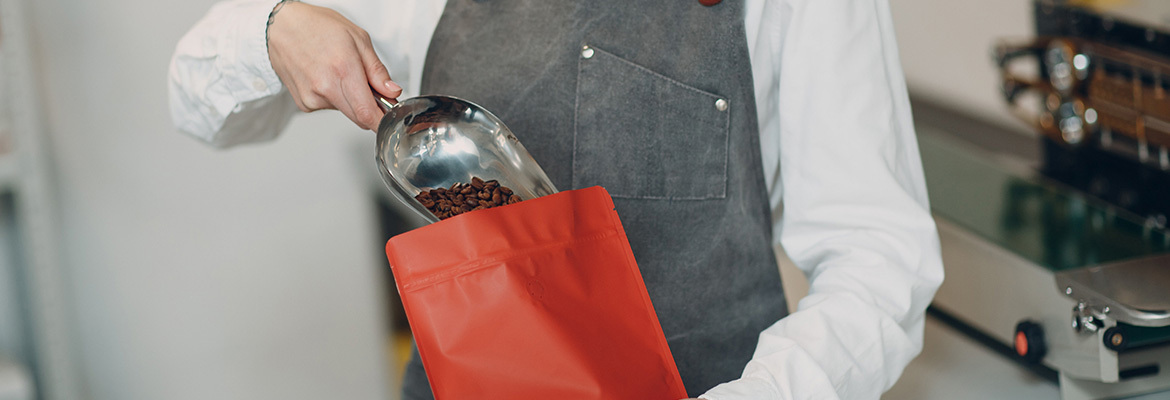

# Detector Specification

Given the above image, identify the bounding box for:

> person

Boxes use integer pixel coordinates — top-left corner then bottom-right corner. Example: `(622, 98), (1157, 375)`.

(168, 0), (944, 399)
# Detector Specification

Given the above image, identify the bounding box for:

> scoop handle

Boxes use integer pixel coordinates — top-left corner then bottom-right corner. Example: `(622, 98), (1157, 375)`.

(375, 94), (399, 112)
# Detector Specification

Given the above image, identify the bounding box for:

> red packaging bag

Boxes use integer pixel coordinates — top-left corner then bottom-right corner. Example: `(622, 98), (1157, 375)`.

(385, 186), (687, 400)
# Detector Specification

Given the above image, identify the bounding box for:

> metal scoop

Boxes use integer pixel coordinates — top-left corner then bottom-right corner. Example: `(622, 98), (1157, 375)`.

(375, 95), (558, 224)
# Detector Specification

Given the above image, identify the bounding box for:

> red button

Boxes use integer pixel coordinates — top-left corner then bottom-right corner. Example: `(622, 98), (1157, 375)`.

(1015, 331), (1028, 356)
(699, 0), (722, 6)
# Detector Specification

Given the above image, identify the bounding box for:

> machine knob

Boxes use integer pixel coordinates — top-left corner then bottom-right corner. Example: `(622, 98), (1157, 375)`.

(1103, 326), (1127, 352)
(1014, 320), (1047, 363)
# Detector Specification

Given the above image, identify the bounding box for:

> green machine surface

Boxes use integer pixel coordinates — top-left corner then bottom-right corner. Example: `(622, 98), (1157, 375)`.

(920, 130), (1170, 273)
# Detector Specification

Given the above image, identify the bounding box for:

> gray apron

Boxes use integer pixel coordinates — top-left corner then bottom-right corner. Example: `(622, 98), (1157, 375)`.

(402, 1), (787, 397)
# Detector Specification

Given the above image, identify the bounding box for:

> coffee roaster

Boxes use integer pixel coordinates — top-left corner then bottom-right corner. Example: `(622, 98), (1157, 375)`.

(923, 1), (1170, 399)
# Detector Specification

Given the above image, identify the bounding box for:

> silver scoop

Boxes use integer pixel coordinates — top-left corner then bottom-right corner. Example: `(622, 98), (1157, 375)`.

(375, 95), (558, 224)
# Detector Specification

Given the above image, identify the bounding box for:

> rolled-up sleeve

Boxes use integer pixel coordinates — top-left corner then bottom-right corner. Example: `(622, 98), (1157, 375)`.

(703, 0), (944, 398)
(168, 0), (297, 148)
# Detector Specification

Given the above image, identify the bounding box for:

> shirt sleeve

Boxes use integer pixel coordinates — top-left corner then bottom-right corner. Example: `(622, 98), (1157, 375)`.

(703, 0), (944, 399)
(167, 0), (297, 148)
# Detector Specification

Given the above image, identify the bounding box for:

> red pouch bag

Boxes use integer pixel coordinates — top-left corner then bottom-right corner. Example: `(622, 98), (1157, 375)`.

(385, 186), (687, 400)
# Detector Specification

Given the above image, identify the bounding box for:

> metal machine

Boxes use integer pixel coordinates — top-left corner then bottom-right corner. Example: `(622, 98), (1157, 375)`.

(924, 1), (1170, 399)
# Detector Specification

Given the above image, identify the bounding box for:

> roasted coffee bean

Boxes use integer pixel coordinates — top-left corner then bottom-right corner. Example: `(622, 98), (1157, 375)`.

(415, 177), (525, 220)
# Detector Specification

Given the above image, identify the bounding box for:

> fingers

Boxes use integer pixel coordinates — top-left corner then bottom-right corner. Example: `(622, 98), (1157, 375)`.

(340, 64), (383, 130)
(353, 30), (402, 100)
(291, 43), (377, 129)
(269, 9), (394, 131)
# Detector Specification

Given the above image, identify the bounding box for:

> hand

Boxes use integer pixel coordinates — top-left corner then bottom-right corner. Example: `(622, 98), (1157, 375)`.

(266, 2), (403, 130)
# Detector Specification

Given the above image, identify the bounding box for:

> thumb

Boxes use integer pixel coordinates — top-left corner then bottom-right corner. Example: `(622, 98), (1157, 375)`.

(355, 37), (403, 100)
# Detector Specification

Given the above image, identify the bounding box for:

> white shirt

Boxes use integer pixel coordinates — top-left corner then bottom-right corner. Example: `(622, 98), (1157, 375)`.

(168, 1), (944, 399)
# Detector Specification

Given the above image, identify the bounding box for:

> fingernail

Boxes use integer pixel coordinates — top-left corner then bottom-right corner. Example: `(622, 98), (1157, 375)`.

(385, 80), (402, 92)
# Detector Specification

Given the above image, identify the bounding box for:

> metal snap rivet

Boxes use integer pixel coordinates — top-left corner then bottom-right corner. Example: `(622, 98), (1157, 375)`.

(715, 98), (728, 111)
(581, 46), (594, 59)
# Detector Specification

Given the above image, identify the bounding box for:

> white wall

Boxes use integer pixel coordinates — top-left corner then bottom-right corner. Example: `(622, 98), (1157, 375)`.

(26, 0), (391, 399)
(891, 0), (1036, 133)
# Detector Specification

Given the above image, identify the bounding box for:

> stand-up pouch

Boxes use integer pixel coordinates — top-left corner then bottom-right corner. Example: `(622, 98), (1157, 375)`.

(385, 186), (687, 399)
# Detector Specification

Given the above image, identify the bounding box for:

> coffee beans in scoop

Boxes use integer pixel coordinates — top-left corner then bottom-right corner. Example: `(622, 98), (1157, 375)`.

(414, 177), (523, 220)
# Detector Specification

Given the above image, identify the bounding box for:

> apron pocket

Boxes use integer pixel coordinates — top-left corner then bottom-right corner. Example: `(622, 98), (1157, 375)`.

(573, 45), (729, 200)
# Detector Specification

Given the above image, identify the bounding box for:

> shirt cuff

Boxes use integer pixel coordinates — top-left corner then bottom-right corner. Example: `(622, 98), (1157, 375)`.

(219, 0), (284, 110)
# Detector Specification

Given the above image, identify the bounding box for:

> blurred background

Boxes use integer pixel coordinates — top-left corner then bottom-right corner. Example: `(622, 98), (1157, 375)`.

(1, 0), (1167, 399)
